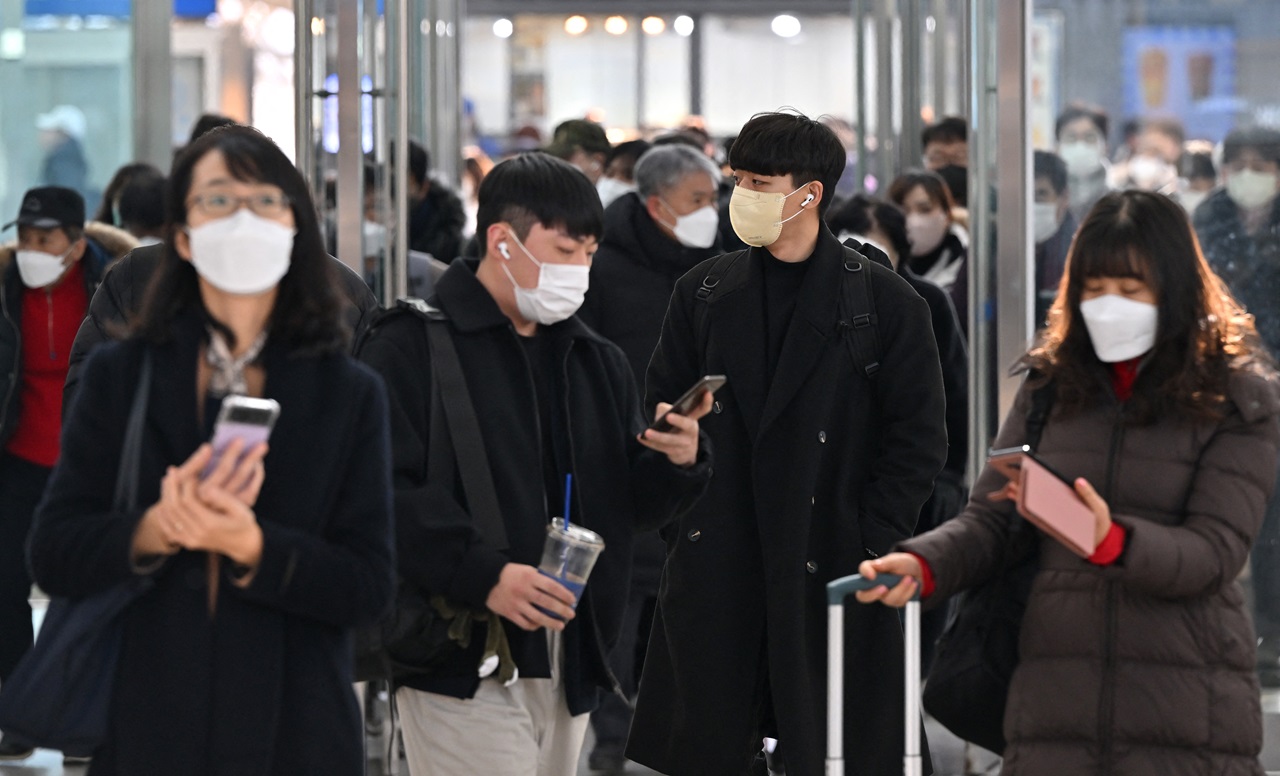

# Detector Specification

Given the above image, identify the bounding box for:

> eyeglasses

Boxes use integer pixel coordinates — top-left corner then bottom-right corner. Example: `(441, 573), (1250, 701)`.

(188, 191), (291, 219)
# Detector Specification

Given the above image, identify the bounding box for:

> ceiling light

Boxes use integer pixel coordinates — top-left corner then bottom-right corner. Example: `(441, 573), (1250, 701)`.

(642, 16), (665, 36)
(493, 18), (513, 38)
(771, 14), (801, 38)
(564, 15), (588, 35)
(673, 15), (695, 37)
(605, 16), (628, 35)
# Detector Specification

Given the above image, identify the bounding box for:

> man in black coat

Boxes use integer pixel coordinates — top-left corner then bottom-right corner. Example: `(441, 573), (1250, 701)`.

(357, 153), (712, 776)
(627, 112), (948, 776)
(577, 143), (723, 772)
(63, 242), (379, 411)
(406, 140), (467, 262)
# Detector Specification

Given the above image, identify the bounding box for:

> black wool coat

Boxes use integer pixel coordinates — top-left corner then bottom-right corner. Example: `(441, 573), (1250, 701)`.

(28, 314), (396, 776)
(356, 260), (712, 715)
(627, 227), (948, 776)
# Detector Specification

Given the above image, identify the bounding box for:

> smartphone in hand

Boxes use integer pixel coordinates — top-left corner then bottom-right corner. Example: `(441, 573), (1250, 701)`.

(203, 396), (281, 479)
(648, 375), (727, 433)
(987, 445), (1096, 557)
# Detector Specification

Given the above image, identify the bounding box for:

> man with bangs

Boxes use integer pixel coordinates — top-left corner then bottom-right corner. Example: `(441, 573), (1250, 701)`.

(627, 111), (947, 775)
(358, 153), (713, 776)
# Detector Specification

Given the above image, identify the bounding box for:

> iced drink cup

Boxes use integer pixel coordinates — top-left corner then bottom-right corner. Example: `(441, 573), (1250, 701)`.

(536, 518), (605, 620)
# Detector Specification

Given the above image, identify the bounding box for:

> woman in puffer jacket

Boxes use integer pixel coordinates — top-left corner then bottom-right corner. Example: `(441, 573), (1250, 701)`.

(860, 189), (1280, 775)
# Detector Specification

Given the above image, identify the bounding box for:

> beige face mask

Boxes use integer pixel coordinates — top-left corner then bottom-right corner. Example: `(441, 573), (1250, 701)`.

(728, 183), (813, 247)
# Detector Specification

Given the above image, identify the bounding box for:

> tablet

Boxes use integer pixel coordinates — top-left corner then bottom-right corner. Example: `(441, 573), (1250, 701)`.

(988, 446), (1096, 558)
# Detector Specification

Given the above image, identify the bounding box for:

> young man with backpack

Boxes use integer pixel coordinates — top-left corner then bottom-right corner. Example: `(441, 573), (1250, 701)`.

(356, 152), (712, 776)
(626, 111), (949, 776)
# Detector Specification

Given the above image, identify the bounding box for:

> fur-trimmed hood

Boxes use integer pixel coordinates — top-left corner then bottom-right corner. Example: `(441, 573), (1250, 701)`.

(0, 220), (139, 273)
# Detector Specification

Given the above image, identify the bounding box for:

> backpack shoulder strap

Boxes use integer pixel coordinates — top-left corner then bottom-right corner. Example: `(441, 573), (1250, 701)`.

(398, 299), (510, 550)
(1023, 371), (1057, 452)
(692, 250), (747, 364)
(837, 245), (882, 379)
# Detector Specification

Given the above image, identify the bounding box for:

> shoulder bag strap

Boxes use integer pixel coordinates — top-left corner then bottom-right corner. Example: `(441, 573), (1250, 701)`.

(421, 310), (509, 550)
(1024, 374), (1056, 452)
(113, 349), (152, 512)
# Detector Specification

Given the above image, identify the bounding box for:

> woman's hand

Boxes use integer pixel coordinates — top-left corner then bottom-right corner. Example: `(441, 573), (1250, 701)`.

(989, 478), (1021, 504)
(854, 553), (924, 608)
(1073, 477), (1112, 550)
(163, 466), (263, 567)
(196, 439), (269, 507)
(638, 392), (714, 468)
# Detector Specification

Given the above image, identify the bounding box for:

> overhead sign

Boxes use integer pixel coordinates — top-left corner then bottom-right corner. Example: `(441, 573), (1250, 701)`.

(25, 0), (217, 18)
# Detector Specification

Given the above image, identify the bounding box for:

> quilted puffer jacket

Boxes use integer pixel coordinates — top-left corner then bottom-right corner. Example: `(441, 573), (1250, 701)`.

(904, 364), (1280, 776)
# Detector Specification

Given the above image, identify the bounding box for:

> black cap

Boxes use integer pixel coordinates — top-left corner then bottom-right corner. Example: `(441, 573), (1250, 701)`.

(3, 186), (85, 232)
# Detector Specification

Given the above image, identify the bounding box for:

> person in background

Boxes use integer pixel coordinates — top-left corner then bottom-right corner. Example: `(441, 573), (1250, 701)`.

(1056, 102), (1114, 223)
(406, 140), (466, 263)
(1193, 125), (1280, 687)
(1178, 140), (1218, 216)
(628, 110), (946, 776)
(187, 114), (237, 147)
(27, 125), (394, 774)
(1033, 150), (1078, 326)
(715, 135), (748, 254)
(577, 144), (723, 774)
(826, 193), (969, 673)
(94, 162), (164, 227)
(36, 105), (89, 202)
(115, 169), (168, 246)
(860, 189), (1280, 774)
(1113, 117), (1184, 194)
(358, 152), (710, 776)
(0, 185), (136, 763)
(596, 139), (652, 208)
(544, 119), (612, 185)
(889, 169), (969, 332)
(922, 116), (969, 218)
(460, 145), (494, 238)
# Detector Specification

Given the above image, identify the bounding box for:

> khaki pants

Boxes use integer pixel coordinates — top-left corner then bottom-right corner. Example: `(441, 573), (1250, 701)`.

(396, 632), (589, 776)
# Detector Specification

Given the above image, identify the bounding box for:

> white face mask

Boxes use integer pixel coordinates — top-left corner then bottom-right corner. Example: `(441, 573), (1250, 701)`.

(1033, 202), (1062, 244)
(906, 211), (949, 256)
(1226, 169), (1279, 210)
(728, 183), (813, 247)
(1058, 141), (1104, 177)
(1128, 155), (1176, 191)
(597, 178), (636, 208)
(1078, 294), (1158, 363)
(499, 231), (590, 325)
(15, 247), (73, 288)
(659, 201), (719, 249)
(188, 209), (295, 296)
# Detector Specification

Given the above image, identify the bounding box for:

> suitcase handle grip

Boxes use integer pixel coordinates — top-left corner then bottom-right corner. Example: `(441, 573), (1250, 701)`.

(825, 573), (918, 605)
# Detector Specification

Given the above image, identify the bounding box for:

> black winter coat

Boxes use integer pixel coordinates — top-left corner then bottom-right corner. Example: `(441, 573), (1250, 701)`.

(28, 314), (396, 775)
(63, 242), (380, 411)
(356, 260), (712, 715)
(1194, 189), (1280, 356)
(627, 228), (948, 776)
(407, 180), (467, 263)
(579, 192), (722, 589)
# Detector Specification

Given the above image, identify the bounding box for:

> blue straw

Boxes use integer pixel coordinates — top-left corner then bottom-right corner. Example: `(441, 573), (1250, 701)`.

(563, 474), (573, 532)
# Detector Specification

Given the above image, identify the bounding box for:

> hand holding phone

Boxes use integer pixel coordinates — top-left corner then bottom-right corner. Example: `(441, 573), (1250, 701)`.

(986, 446), (1097, 557)
(203, 396), (280, 482)
(648, 375), (727, 433)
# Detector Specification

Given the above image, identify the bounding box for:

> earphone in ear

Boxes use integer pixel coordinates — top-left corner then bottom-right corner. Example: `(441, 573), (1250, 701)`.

(801, 193), (815, 206)
(498, 242), (511, 260)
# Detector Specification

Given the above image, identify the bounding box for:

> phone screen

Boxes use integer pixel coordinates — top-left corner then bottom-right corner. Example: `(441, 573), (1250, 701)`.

(203, 396), (280, 479)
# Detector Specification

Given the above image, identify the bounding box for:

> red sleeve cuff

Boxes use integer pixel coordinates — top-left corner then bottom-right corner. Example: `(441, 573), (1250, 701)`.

(1088, 522), (1127, 566)
(907, 552), (936, 598)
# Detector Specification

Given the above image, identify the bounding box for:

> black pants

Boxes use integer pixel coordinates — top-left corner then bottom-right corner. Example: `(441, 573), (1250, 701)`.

(0, 453), (53, 683)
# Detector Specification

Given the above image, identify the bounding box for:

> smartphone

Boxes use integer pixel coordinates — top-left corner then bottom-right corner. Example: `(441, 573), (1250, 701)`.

(203, 395), (281, 479)
(648, 375), (727, 433)
(987, 445), (1096, 557)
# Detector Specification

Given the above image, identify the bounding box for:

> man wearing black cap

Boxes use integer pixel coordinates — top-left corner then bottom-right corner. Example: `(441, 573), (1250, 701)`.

(0, 186), (114, 762)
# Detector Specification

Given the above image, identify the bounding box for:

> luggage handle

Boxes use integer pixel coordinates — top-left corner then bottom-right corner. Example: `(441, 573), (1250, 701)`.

(825, 574), (922, 776)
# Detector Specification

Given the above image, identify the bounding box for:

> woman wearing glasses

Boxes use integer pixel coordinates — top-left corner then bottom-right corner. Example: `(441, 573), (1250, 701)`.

(27, 125), (394, 774)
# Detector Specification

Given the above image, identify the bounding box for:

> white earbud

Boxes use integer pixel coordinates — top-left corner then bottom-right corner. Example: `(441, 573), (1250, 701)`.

(801, 193), (815, 206)
(498, 242), (511, 260)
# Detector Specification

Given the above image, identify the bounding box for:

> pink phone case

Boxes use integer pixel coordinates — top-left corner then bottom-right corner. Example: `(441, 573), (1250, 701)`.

(1016, 456), (1096, 557)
